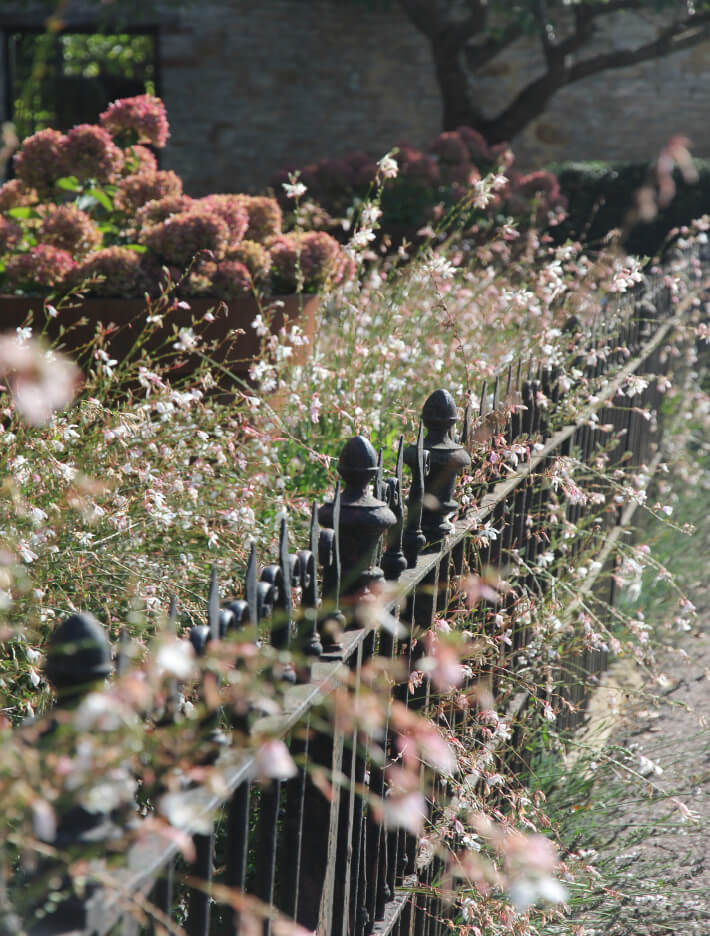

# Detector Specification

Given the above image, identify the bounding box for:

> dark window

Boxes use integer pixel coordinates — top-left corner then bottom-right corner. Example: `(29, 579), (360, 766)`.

(4, 28), (160, 142)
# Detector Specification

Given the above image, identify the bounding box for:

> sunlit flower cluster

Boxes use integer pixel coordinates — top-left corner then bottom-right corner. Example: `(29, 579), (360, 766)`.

(114, 169), (184, 214)
(63, 123), (124, 183)
(69, 246), (146, 297)
(5, 244), (75, 291)
(269, 230), (348, 292)
(38, 204), (103, 256)
(142, 208), (231, 266)
(13, 127), (66, 193)
(100, 94), (170, 148)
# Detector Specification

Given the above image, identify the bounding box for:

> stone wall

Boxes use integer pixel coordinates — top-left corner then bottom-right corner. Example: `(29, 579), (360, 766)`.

(1, 2), (710, 194)
(159, 0), (442, 195)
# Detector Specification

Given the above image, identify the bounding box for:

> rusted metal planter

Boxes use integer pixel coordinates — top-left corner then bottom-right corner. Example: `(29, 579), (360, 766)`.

(0, 292), (319, 381)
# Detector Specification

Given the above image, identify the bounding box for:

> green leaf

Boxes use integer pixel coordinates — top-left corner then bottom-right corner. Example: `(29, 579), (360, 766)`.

(6, 206), (36, 219)
(55, 176), (81, 192)
(98, 222), (119, 234)
(88, 187), (114, 212)
(122, 243), (148, 253)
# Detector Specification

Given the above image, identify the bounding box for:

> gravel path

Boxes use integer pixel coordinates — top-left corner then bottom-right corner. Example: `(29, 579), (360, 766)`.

(567, 617), (710, 935)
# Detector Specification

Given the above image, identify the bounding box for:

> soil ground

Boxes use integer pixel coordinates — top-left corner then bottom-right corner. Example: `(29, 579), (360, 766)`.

(575, 623), (710, 935)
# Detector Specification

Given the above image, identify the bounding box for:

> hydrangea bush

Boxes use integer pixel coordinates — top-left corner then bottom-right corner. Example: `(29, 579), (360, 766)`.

(275, 126), (566, 242)
(0, 95), (349, 300)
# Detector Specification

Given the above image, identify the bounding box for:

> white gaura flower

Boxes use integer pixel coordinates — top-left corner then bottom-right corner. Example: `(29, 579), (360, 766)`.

(282, 172), (307, 200)
(376, 151), (399, 180)
(155, 637), (197, 680)
(173, 327), (198, 352)
(0, 333), (80, 425)
(252, 739), (298, 781)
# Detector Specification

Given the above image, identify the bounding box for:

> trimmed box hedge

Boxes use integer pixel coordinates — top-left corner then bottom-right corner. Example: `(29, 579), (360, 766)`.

(549, 159), (710, 258)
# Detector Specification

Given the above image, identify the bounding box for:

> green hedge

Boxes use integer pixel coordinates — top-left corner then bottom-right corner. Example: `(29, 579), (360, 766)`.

(549, 159), (710, 258)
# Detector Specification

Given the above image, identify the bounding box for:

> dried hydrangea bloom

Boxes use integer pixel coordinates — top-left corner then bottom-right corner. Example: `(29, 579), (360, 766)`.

(430, 131), (470, 166)
(269, 230), (343, 292)
(198, 195), (249, 244)
(69, 246), (146, 298)
(124, 144), (158, 174)
(210, 259), (254, 300)
(234, 195), (283, 243)
(38, 204), (102, 256)
(100, 94), (170, 148)
(136, 195), (195, 233)
(0, 216), (22, 253)
(13, 128), (67, 194)
(114, 170), (183, 214)
(225, 240), (271, 283)
(0, 179), (38, 212)
(456, 125), (494, 163)
(142, 209), (230, 266)
(62, 124), (124, 183)
(5, 244), (75, 292)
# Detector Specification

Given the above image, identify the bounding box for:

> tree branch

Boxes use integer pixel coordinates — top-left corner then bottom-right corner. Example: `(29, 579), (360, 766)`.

(464, 21), (525, 71)
(397, 0), (487, 48)
(479, 11), (710, 143)
(566, 13), (710, 84)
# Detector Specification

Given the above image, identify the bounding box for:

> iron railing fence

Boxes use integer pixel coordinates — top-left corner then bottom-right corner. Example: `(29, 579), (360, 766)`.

(8, 259), (703, 936)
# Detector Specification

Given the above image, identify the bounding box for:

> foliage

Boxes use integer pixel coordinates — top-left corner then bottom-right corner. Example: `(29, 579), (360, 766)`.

(552, 157), (710, 258)
(275, 128), (565, 245)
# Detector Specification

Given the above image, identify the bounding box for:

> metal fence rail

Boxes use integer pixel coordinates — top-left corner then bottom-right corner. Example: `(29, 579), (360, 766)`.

(11, 267), (697, 936)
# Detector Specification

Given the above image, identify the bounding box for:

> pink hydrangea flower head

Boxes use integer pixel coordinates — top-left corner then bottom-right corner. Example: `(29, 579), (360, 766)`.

(430, 131), (470, 166)
(235, 195), (283, 243)
(38, 204), (103, 256)
(62, 124), (124, 183)
(14, 128), (67, 194)
(210, 260), (254, 300)
(115, 170), (183, 214)
(198, 195), (249, 244)
(142, 208), (230, 266)
(0, 216), (22, 254)
(69, 246), (146, 297)
(123, 144), (158, 174)
(513, 170), (561, 200)
(269, 230), (343, 292)
(136, 195), (194, 234)
(456, 126), (494, 163)
(4, 244), (75, 292)
(100, 94), (170, 148)
(225, 239), (271, 283)
(0, 179), (38, 212)
(397, 144), (440, 186)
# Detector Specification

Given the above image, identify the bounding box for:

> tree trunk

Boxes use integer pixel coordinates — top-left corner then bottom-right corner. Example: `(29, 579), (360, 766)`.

(432, 37), (482, 131)
(477, 67), (567, 143)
